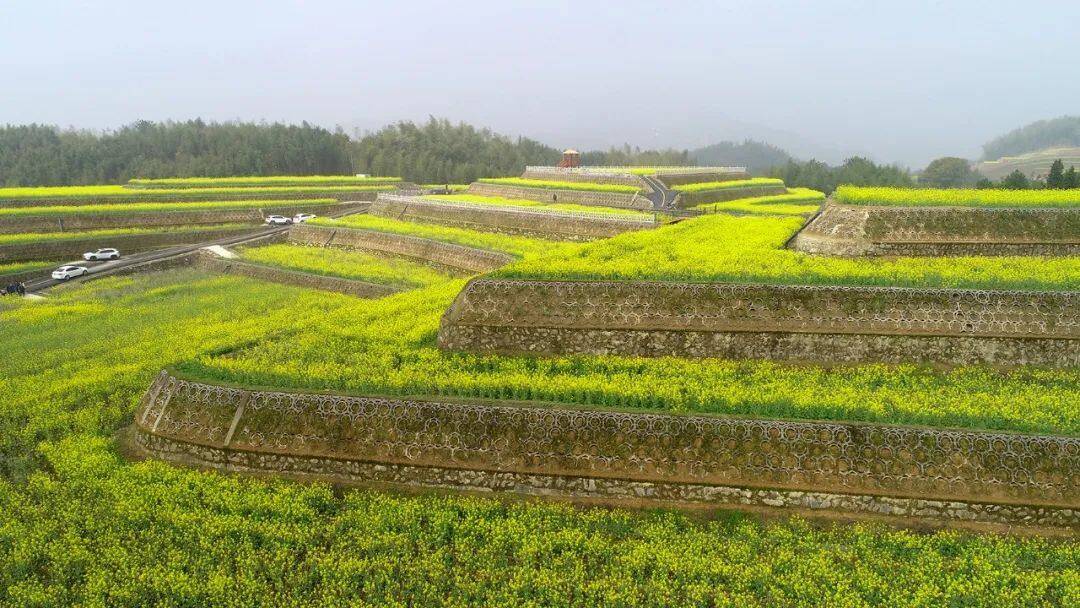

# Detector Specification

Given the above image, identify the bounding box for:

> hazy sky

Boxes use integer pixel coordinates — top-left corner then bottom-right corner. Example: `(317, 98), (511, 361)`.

(2, 0), (1078, 167)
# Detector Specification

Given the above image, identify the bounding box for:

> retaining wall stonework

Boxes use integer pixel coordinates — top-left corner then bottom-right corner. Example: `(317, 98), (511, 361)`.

(288, 223), (513, 274)
(438, 279), (1079, 368)
(133, 371), (1079, 528)
(466, 183), (650, 210)
(520, 170), (646, 189)
(195, 253), (400, 298)
(0, 227), (259, 263)
(0, 203), (364, 234)
(675, 185), (790, 207)
(0, 190), (384, 209)
(368, 196), (657, 241)
(791, 202), (1080, 256)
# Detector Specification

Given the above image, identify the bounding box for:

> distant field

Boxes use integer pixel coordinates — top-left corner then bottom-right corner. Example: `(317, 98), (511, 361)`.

(672, 178), (785, 193)
(497, 213), (1080, 291)
(0, 224), (254, 245)
(237, 243), (450, 288)
(0, 198), (337, 217)
(0, 184), (395, 202)
(128, 175), (401, 188)
(835, 186), (1080, 208)
(426, 194), (653, 216)
(476, 178), (641, 194)
(309, 215), (568, 258)
(694, 188), (825, 215)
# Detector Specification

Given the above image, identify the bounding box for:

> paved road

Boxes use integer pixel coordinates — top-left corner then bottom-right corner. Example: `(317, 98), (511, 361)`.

(640, 175), (679, 210)
(22, 226), (288, 293)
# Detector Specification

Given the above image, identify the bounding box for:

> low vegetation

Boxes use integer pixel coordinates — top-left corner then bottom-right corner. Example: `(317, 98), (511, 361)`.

(0, 184), (394, 202)
(693, 188), (825, 215)
(476, 177), (641, 194)
(497, 213), (1079, 291)
(309, 214), (568, 258)
(0, 224), (254, 246)
(672, 177), (785, 193)
(237, 243), (449, 288)
(835, 185), (1080, 207)
(128, 175), (400, 188)
(0, 261), (52, 278)
(0, 198), (338, 218)
(426, 194), (653, 216)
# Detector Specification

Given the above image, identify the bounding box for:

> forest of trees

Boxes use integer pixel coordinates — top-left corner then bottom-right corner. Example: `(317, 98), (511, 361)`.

(0, 120), (353, 186)
(690, 140), (793, 173)
(768, 156), (913, 194)
(1, 117), (921, 192)
(982, 115), (1080, 160)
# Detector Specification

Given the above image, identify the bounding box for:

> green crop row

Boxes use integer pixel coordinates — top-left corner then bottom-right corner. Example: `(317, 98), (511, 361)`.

(476, 177), (641, 194)
(426, 194), (652, 216)
(127, 175), (401, 188)
(237, 243), (450, 288)
(694, 188), (826, 215)
(0, 184), (395, 201)
(496, 213), (1080, 291)
(309, 214), (569, 258)
(0, 260), (52, 278)
(835, 186), (1080, 208)
(673, 178), (785, 193)
(0, 198), (338, 218)
(0, 223), (255, 246)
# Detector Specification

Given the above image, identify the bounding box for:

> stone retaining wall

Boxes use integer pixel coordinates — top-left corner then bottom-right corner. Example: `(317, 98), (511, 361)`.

(288, 223), (512, 274)
(520, 169), (646, 189)
(0, 227), (259, 263)
(791, 202), (1080, 256)
(133, 371), (1079, 528)
(0, 203), (363, 234)
(438, 279), (1079, 368)
(196, 253), (399, 298)
(466, 183), (650, 210)
(368, 196), (656, 241)
(0, 190), (384, 209)
(675, 185), (790, 207)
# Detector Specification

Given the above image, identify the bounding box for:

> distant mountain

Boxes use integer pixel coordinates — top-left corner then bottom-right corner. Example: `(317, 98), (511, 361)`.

(982, 116), (1080, 161)
(690, 140), (794, 174)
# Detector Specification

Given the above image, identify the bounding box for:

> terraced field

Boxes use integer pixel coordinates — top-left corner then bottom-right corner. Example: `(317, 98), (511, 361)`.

(128, 175), (401, 188)
(2, 174), (1076, 605)
(427, 194), (654, 216)
(835, 186), (1080, 207)
(475, 177), (642, 194)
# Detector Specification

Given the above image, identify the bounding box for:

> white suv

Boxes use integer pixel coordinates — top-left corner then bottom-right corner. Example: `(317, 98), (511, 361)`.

(52, 265), (89, 280)
(265, 215), (292, 225)
(292, 213), (316, 223)
(83, 248), (120, 261)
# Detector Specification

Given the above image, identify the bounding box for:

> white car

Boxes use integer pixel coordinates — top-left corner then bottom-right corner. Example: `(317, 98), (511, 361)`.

(52, 265), (89, 281)
(292, 213), (316, 223)
(83, 248), (120, 261)
(265, 215), (292, 225)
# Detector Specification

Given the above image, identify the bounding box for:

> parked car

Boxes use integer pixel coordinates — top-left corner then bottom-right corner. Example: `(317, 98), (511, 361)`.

(83, 247), (120, 261)
(52, 265), (89, 280)
(265, 215), (292, 225)
(292, 213), (316, 223)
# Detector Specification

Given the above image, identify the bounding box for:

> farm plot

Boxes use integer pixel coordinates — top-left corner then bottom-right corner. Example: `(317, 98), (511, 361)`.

(496, 213), (1080, 291)
(475, 177), (642, 194)
(693, 188), (825, 216)
(427, 194), (655, 216)
(128, 175), (401, 188)
(0, 184), (395, 206)
(835, 186), (1080, 208)
(236, 243), (451, 289)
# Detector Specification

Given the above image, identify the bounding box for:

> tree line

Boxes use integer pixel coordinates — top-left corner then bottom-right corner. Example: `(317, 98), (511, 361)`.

(1, 117), (916, 192)
(982, 116), (1080, 161)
